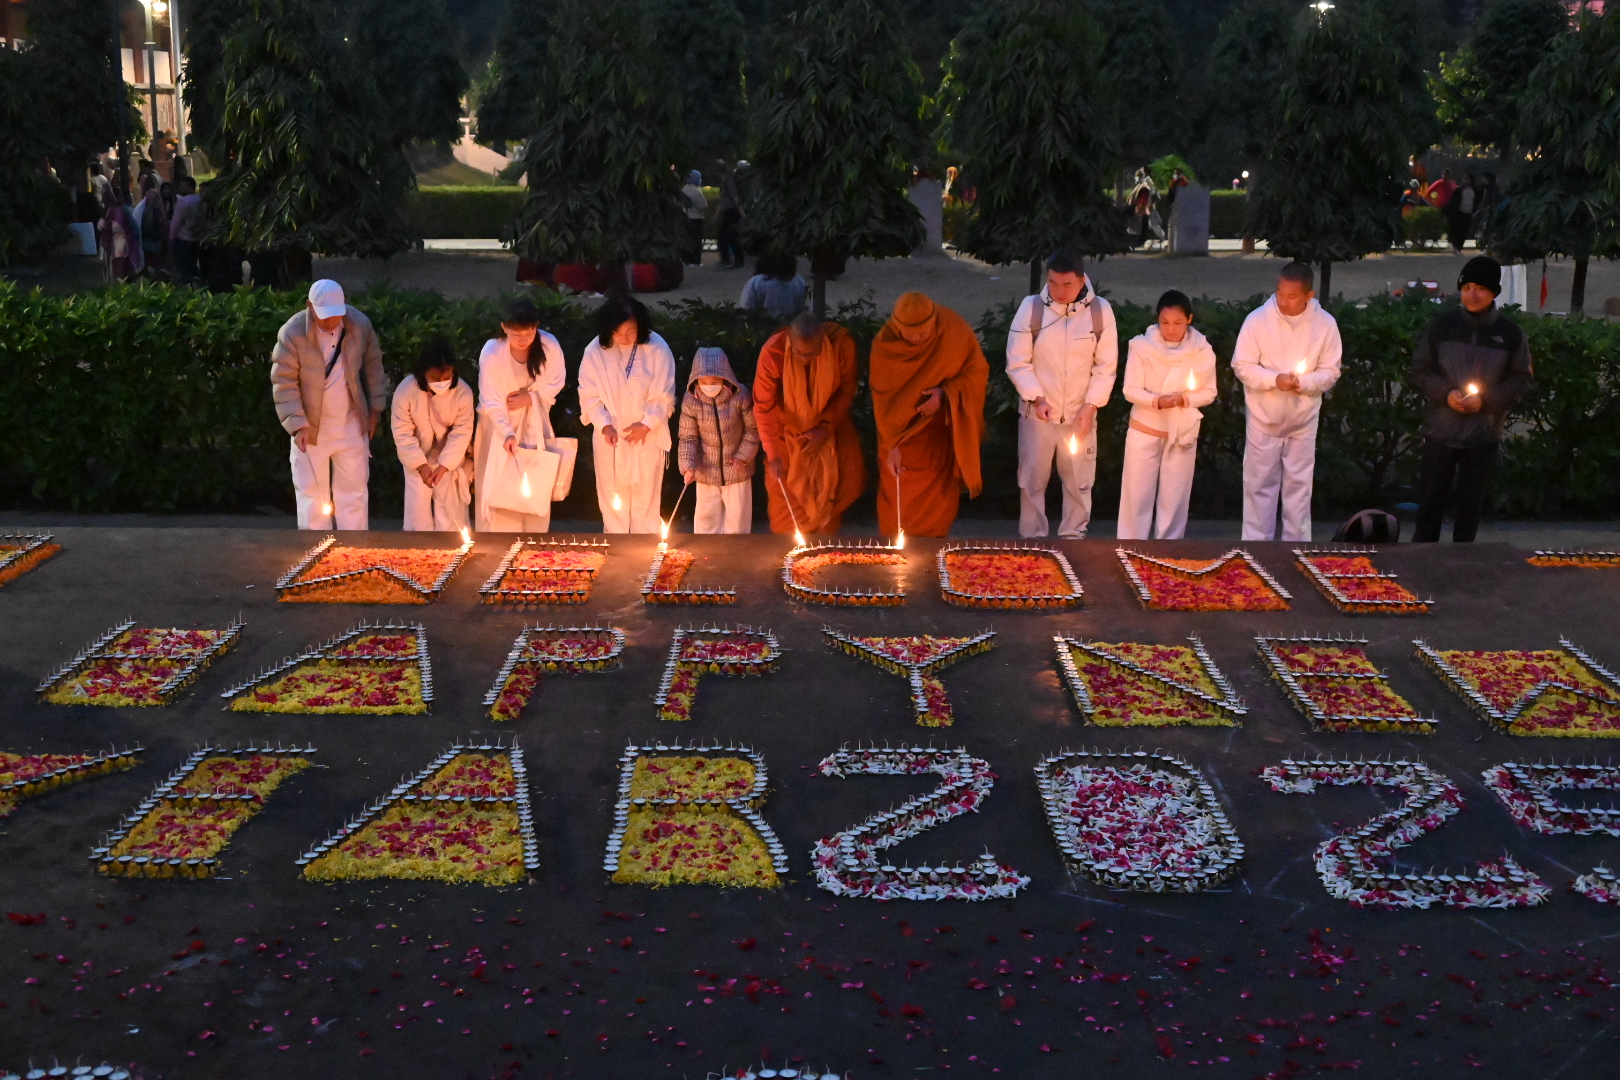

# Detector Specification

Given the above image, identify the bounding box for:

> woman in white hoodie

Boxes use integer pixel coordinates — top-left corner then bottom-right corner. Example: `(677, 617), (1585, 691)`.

(577, 296), (676, 533)
(1117, 291), (1218, 541)
(474, 298), (567, 532)
(392, 335), (476, 531)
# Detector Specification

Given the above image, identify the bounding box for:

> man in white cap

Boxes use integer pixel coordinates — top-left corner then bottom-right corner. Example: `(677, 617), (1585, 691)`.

(270, 279), (387, 529)
(1231, 262), (1342, 541)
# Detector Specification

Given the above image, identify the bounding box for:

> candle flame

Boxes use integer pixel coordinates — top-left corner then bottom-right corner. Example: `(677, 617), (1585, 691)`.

(1066, 434), (1079, 456)
(1465, 382), (1480, 396)
(321, 501), (332, 518)
(1294, 359), (1309, 375)
(794, 530), (806, 548)
(460, 526), (471, 545)
(896, 530), (906, 550)
(1187, 370), (1197, 391)
(611, 492), (623, 513)
(659, 519), (669, 540)
(519, 472), (531, 499)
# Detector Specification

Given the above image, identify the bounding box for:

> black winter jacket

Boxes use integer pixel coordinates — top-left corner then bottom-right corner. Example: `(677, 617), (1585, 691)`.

(1409, 306), (1533, 448)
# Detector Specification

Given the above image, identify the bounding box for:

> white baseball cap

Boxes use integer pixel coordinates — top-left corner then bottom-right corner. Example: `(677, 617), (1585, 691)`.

(308, 279), (346, 319)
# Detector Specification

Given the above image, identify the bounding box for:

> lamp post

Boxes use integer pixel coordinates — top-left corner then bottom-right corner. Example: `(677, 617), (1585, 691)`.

(111, 0), (130, 195)
(140, 0), (160, 148)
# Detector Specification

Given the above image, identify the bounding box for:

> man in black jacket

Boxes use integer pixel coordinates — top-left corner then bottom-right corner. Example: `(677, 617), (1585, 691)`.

(1409, 256), (1533, 542)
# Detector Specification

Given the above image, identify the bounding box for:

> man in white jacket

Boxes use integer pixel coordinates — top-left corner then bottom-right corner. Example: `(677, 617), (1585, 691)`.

(577, 296), (676, 533)
(1231, 262), (1343, 542)
(1004, 249), (1118, 538)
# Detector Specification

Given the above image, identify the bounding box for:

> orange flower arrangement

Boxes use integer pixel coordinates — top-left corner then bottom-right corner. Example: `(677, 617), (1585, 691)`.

(1058, 638), (1244, 727)
(938, 545), (1082, 609)
(480, 539), (609, 605)
(1118, 549), (1291, 612)
(642, 544), (736, 605)
(0, 533), (60, 586)
(276, 537), (471, 604)
(1295, 550), (1429, 613)
(1419, 640), (1620, 737)
(782, 542), (906, 606)
(1528, 550), (1620, 568)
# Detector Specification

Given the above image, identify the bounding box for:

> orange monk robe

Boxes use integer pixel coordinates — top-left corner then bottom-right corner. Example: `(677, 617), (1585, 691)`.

(869, 293), (989, 538)
(754, 323), (867, 535)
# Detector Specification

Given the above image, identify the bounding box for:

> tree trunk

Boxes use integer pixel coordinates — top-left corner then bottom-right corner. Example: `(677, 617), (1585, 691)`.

(1319, 259), (1333, 301)
(1572, 256), (1588, 315)
(1029, 258), (1042, 296)
(812, 269), (827, 317)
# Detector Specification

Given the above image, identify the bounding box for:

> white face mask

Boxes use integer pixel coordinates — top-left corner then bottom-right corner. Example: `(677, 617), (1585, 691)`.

(429, 379), (452, 392)
(698, 383), (724, 398)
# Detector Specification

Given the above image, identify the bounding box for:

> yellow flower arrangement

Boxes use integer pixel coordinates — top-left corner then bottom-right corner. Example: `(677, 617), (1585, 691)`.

(611, 806), (779, 888)
(230, 660), (425, 714)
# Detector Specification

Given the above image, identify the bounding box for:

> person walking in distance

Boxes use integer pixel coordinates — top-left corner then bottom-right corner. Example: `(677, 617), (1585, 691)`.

(270, 280), (387, 530)
(1117, 291), (1218, 541)
(1231, 262), (1342, 542)
(1409, 256), (1533, 542)
(1004, 249), (1118, 539)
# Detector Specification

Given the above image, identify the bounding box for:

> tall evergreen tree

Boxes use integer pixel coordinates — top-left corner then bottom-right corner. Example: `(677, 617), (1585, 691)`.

(938, 0), (1125, 293)
(348, 0), (470, 148)
(511, 0), (688, 279)
(1486, 9), (1620, 314)
(1431, 0), (1567, 152)
(1246, 0), (1430, 297)
(473, 0), (556, 151)
(0, 45), (68, 265)
(744, 0), (924, 314)
(22, 0), (143, 174)
(1092, 0), (1186, 168)
(203, 0), (416, 276)
(181, 0), (250, 164)
(1197, 0), (1294, 188)
(654, 0), (748, 169)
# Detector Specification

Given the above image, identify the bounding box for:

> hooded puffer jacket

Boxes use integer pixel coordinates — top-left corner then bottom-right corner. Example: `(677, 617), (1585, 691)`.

(677, 347), (760, 486)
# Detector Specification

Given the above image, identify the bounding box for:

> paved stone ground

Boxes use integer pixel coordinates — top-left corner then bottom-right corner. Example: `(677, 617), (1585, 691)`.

(1, 529), (1618, 1078)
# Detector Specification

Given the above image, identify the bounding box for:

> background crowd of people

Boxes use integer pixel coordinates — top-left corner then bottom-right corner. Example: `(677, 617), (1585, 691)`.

(269, 250), (1530, 544)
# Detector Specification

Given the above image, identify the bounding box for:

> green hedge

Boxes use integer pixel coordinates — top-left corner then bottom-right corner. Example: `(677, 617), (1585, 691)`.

(406, 186), (527, 240)
(2, 279), (1618, 523)
(1209, 190), (1248, 239)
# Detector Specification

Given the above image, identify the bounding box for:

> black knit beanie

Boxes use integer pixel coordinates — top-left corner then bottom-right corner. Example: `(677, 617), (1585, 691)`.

(1457, 255), (1502, 296)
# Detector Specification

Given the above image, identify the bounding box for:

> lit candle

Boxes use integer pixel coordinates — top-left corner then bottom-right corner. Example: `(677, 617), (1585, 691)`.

(611, 492), (622, 513)
(461, 526), (471, 546)
(519, 472), (531, 499)
(1294, 359), (1309, 375)
(321, 501), (332, 518)
(1066, 434), (1079, 456)
(1465, 382), (1480, 397)
(1187, 370), (1197, 391)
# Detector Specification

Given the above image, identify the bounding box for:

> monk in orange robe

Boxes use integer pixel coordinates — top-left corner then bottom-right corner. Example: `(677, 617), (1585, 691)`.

(754, 313), (866, 535)
(870, 292), (989, 537)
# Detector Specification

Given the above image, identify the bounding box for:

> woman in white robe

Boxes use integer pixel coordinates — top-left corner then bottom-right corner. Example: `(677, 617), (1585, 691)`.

(576, 296), (676, 533)
(474, 298), (567, 532)
(1117, 291), (1219, 541)
(392, 335), (475, 531)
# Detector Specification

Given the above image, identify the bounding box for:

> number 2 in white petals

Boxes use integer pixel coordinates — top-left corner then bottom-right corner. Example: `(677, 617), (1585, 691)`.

(809, 746), (1028, 901)
(1262, 758), (1550, 910)
(1483, 760), (1620, 904)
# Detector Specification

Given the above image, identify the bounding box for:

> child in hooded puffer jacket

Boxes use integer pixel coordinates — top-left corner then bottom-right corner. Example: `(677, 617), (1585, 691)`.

(677, 346), (760, 533)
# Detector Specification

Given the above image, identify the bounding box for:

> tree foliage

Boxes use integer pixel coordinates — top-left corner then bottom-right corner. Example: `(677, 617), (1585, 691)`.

(938, 0), (1126, 266)
(471, 0), (555, 151)
(1485, 9), (1620, 313)
(22, 0), (143, 168)
(181, 0), (251, 164)
(346, 0), (470, 148)
(202, 0), (416, 261)
(744, 0), (924, 309)
(1091, 0), (1186, 166)
(0, 46), (68, 265)
(1431, 0), (1567, 152)
(654, 0), (748, 169)
(511, 0), (688, 267)
(1198, 0), (1295, 186)
(1247, 0), (1432, 283)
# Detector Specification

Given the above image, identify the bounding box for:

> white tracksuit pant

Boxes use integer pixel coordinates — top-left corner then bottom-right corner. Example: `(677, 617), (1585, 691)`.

(594, 434), (666, 533)
(694, 481), (752, 534)
(402, 470), (471, 532)
(1117, 428), (1197, 541)
(291, 438), (369, 530)
(1241, 419), (1318, 542)
(1017, 416), (1097, 538)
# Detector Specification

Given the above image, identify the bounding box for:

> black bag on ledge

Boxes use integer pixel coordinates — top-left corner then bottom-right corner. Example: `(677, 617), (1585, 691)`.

(1332, 509), (1401, 544)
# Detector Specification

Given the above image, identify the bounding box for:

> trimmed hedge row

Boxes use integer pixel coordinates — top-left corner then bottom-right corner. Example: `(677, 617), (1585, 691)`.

(406, 187), (527, 241)
(2, 279), (1617, 522)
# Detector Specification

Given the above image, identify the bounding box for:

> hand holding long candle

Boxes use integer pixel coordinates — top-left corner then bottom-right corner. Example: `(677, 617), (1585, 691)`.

(662, 480), (692, 541)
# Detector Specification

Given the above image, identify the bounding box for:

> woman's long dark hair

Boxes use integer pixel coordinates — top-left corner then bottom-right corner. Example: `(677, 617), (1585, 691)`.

(594, 295), (651, 348)
(412, 334), (461, 393)
(497, 297), (547, 377)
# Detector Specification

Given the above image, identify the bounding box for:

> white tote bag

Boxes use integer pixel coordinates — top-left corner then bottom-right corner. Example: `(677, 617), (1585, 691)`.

(488, 443), (560, 518)
(549, 437), (578, 501)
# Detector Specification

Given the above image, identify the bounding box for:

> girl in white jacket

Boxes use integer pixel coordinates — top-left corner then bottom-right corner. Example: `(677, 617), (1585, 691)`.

(474, 298), (567, 532)
(577, 296), (676, 533)
(1117, 291), (1218, 541)
(392, 335), (476, 532)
